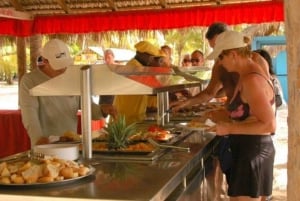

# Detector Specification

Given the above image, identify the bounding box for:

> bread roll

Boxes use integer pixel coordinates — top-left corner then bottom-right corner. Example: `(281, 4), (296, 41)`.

(72, 172), (79, 178)
(1, 167), (10, 177)
(0, 162), (7, 174)
(54, 176), (64, 181)
(18, 161), (32, 172)
(7, 164), (19, 174)
(11, 174), (25, 184)
(43, 163), (59, 178)
(60, 167), (74, 179)
(78, 167), (90, 176)
(0, 176), (11, 184)
(22, 165), (42, 184)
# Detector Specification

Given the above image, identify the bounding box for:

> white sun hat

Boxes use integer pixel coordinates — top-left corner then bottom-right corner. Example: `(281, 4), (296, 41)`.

(41, 39), (74, 70)
(206, 30), (249, 60)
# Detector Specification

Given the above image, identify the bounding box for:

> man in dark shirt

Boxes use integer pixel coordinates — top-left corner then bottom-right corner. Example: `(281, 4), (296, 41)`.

(171, 22), (239, 111)
(170, 22), (234, 200)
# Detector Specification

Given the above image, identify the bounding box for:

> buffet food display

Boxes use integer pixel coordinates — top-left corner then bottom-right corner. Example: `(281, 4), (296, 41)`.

(0, 64), (221, 200)
(80, 118), (188, 158)
(0, 156), (93, 185)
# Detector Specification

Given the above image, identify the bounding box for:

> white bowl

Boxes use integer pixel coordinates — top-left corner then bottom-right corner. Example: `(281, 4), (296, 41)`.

(34, 144), (79, 161)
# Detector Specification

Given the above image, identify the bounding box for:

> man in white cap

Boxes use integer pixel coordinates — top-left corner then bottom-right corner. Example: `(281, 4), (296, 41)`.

(20, 39), (117, 146)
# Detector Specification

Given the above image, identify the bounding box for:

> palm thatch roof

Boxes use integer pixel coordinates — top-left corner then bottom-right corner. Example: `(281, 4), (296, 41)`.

(0, 0), (278, 17)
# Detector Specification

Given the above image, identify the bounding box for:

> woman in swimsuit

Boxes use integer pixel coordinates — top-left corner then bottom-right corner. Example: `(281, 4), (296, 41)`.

(207, 30), (276, 201)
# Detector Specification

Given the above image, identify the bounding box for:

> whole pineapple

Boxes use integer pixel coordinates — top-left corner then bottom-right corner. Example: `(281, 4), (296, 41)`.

(104, 115), (137, 150)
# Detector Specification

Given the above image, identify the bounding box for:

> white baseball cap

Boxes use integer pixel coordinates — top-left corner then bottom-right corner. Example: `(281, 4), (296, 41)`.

(41, 39), (73, 70)
(206, 30), (249, 60)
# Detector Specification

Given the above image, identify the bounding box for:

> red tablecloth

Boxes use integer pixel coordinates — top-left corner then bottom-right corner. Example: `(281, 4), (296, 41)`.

(0, 110), (105, 158)
(0, 110), (31, 158)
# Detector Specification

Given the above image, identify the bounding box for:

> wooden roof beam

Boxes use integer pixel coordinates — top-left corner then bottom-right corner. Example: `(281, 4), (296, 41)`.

(55, 0), (71, 14)
(8, 0), (24, 11)
(159, 0), (168, 8)
(0, 8), (31, 20)
(107, 0), (117, 11)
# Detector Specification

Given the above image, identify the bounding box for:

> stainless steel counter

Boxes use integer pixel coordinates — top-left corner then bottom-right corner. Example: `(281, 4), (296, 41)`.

(0, 132), (217, 201)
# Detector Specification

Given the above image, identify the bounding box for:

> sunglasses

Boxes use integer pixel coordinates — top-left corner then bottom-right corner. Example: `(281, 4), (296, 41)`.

(191, 58), (201, 63)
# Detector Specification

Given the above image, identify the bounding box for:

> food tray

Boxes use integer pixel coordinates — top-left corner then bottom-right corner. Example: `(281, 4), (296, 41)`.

(90, 146), (162, 161)
(92, 130), (176, 143)
(92, 149), (156, 155)
(0, 166), (95, 187)
(87, 142), (156, 155)
(85, 126), (193, 161)
(176, 122), (208, 132)
(92, 136), (174, 143)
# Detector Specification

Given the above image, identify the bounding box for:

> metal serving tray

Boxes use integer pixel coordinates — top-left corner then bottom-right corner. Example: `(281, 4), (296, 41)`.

(89, 127), (192, 161)
(0, 166), (95, 187)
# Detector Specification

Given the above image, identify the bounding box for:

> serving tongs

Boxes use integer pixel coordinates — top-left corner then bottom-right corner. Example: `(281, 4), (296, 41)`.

(147, 138), (190, 152)
(171, 65), (206, 82)
(0, 150), (45, 163)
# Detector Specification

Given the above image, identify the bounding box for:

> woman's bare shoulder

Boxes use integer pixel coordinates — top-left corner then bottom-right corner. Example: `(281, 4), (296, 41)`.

(251, 52), (269, 73)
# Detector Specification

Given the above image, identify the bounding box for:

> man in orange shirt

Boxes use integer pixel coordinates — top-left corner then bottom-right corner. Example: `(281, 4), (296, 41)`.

(113, 41), (166, 124)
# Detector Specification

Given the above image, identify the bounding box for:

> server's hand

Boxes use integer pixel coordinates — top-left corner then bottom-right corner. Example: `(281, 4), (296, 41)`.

(100, 104), (118, 119)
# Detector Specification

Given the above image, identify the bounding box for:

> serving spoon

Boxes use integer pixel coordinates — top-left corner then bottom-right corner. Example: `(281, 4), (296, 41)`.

(147, 138), (190, 152)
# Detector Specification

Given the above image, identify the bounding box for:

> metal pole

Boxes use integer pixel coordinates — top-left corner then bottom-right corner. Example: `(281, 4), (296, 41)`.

(157, 92), (165, 126)
(163, 91), (169, 123)
(80, 65), (92, 159)
(157, 92), (170, 126)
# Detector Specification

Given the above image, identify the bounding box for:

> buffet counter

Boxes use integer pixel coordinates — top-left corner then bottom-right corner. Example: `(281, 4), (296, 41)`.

(0, 131), (217, 201)
(0, 65), (217, 200)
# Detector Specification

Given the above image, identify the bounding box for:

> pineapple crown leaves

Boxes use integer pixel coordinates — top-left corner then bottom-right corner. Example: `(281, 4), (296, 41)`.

(104, 115), (137, 150)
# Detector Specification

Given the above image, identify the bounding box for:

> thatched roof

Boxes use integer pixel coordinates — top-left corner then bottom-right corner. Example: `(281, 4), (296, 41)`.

(0, 0), (278, 17)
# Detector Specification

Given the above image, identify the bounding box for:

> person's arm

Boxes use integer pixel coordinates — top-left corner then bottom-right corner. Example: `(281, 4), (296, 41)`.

(19, 75), (44, 146)
(91, 101), (117, 120)
(170, 61), (223, 111)
(216, 74), (276, 135)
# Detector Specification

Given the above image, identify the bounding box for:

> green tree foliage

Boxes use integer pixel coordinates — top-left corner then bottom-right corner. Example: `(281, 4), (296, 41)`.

(162, 27), (206, 66)
(0, 44), (17, 84)
(0, 22), (285, 85)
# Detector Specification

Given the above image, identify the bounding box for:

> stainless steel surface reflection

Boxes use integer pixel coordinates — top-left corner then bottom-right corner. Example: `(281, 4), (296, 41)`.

(0, 132), (216, 201)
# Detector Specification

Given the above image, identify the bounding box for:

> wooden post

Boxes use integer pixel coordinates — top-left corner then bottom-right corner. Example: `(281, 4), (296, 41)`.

(285, 0), (300, 200)
(30, 34), (42, 70)
(16, 37), (26, 108)
(16, 37), (26, 83)
(16, 35), (42, 107)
